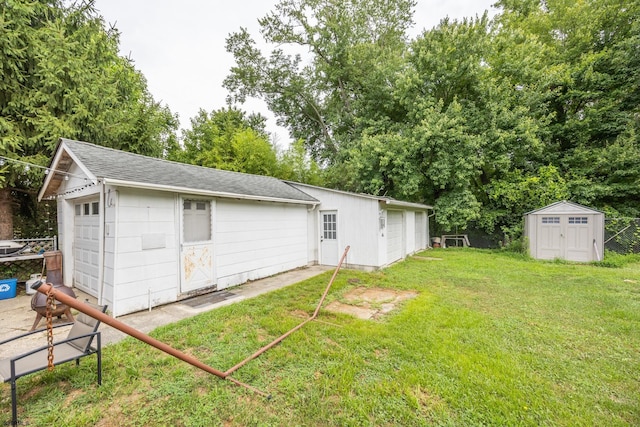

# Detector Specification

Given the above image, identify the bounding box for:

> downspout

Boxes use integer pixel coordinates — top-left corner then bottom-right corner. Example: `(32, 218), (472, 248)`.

(427, 208), (436, 248)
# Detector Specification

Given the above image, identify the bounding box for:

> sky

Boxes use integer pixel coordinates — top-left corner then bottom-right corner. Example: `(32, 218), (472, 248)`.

(94, 0), (498, 146)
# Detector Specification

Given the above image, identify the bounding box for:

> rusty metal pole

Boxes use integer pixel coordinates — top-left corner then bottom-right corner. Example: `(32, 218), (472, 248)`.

(32, 281), (228, 380)
(224, 245), (350, 376)
(32, 246), (350, 397)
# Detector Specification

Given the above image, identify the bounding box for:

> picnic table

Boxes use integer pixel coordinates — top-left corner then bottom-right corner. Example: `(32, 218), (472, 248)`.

(440, 234), (471, 248)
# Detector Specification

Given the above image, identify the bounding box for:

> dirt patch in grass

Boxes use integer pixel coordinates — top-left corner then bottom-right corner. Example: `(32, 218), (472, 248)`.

(412, 256), (443, 261)
(325, 287), (418, 320)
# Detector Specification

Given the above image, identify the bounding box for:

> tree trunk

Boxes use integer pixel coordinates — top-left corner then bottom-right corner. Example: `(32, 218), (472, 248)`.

(0, 187), (13, 239)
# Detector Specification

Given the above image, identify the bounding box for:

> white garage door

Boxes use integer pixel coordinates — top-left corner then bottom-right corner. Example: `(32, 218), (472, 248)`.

(415, 212), (425, 251)
(387, 211), (404, 263)
(74, 199), (100, 296)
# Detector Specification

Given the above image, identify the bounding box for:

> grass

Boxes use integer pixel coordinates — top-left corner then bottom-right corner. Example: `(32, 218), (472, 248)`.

(2, 248), (639, 426)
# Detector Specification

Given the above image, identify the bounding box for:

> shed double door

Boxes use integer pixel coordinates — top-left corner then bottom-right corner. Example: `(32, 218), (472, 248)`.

(537, 215), (593, 261)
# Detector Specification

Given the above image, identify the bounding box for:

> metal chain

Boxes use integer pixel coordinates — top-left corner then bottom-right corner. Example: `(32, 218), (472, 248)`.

(46, 287), (56, 371)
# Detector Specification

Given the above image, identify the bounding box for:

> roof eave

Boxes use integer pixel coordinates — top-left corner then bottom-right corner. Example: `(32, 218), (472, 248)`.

(383, 199), (434, 210)
(102, 178), (318, 205)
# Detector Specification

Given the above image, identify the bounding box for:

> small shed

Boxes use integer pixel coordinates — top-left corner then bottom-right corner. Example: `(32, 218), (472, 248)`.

(524, 201), (604, 262)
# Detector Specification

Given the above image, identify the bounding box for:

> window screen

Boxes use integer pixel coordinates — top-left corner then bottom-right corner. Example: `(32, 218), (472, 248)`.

(183, 200), (211, 242)
(541, 217), (560, 224)
(568, 217), (588, 224)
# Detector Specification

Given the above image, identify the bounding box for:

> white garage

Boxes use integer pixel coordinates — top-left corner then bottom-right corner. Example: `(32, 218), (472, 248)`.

(524, 201), (604, 262)
(39, 139), (433, 316)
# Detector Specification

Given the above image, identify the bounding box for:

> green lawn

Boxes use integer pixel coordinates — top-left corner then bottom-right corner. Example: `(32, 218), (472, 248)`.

(2, 249), (639, 426)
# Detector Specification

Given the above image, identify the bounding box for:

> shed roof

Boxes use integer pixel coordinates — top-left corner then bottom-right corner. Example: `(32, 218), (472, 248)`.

(524, 200), (603, 216)
(39, 139), (318, 204)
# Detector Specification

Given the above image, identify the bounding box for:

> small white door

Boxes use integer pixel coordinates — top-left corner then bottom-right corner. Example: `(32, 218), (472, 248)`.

(565, 216), (592, 262)
(73, 199), (100, 296)
(387, 210), (404, 263)
(180, 199), (215, 293)
(536, 216), (563, 259)
(320, 211), (338, 265)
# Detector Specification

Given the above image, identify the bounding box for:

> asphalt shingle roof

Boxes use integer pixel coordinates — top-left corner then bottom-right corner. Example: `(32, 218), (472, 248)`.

(60, 139), (318, 203)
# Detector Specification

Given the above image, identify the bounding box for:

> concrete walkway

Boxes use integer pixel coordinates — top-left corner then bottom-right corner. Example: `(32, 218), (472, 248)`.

(0, 265), (332, 358)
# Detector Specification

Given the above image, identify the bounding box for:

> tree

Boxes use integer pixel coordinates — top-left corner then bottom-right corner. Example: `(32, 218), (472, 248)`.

(0, 0), (177, 238)
(172, 107), (279, 176)
(224, 0), (640, 239)
(224, 0), (416, 162)
(494, 0), (640, 216)
(275, 139), (323, 185)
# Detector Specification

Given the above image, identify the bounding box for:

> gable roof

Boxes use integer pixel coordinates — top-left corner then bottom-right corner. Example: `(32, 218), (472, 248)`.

(39, 139), (318, 204)
(524, 200), (603, 216)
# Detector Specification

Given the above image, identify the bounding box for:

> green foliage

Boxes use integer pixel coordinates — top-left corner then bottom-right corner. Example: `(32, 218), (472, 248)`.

(224, 0), (416, 162)
(225, 0), (640, 241)
(172, 107), (326, 184)
(171, 107), (279, 176)
(484, 165), (569, 239)
(276, 139), (324, 185)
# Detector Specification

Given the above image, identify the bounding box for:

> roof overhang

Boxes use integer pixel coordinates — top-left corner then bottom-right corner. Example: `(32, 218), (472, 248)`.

(102, 178), (318, 206)
(382, 199), (434, 210)
(38, 140), (97, 201)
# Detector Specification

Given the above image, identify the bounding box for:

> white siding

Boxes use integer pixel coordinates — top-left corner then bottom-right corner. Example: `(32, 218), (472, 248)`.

(111, 188), (179, 317)
(405, 210), (416, 255)
(215, 199), (308, 289)
(295, 185), (380, 269)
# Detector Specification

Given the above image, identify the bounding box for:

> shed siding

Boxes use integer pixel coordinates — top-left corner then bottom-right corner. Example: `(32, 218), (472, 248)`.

(294, 185), (380, 268)
(111, 188), (179, 316)
(524, 201), (604, 262)
(215, 199), (308, 289)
